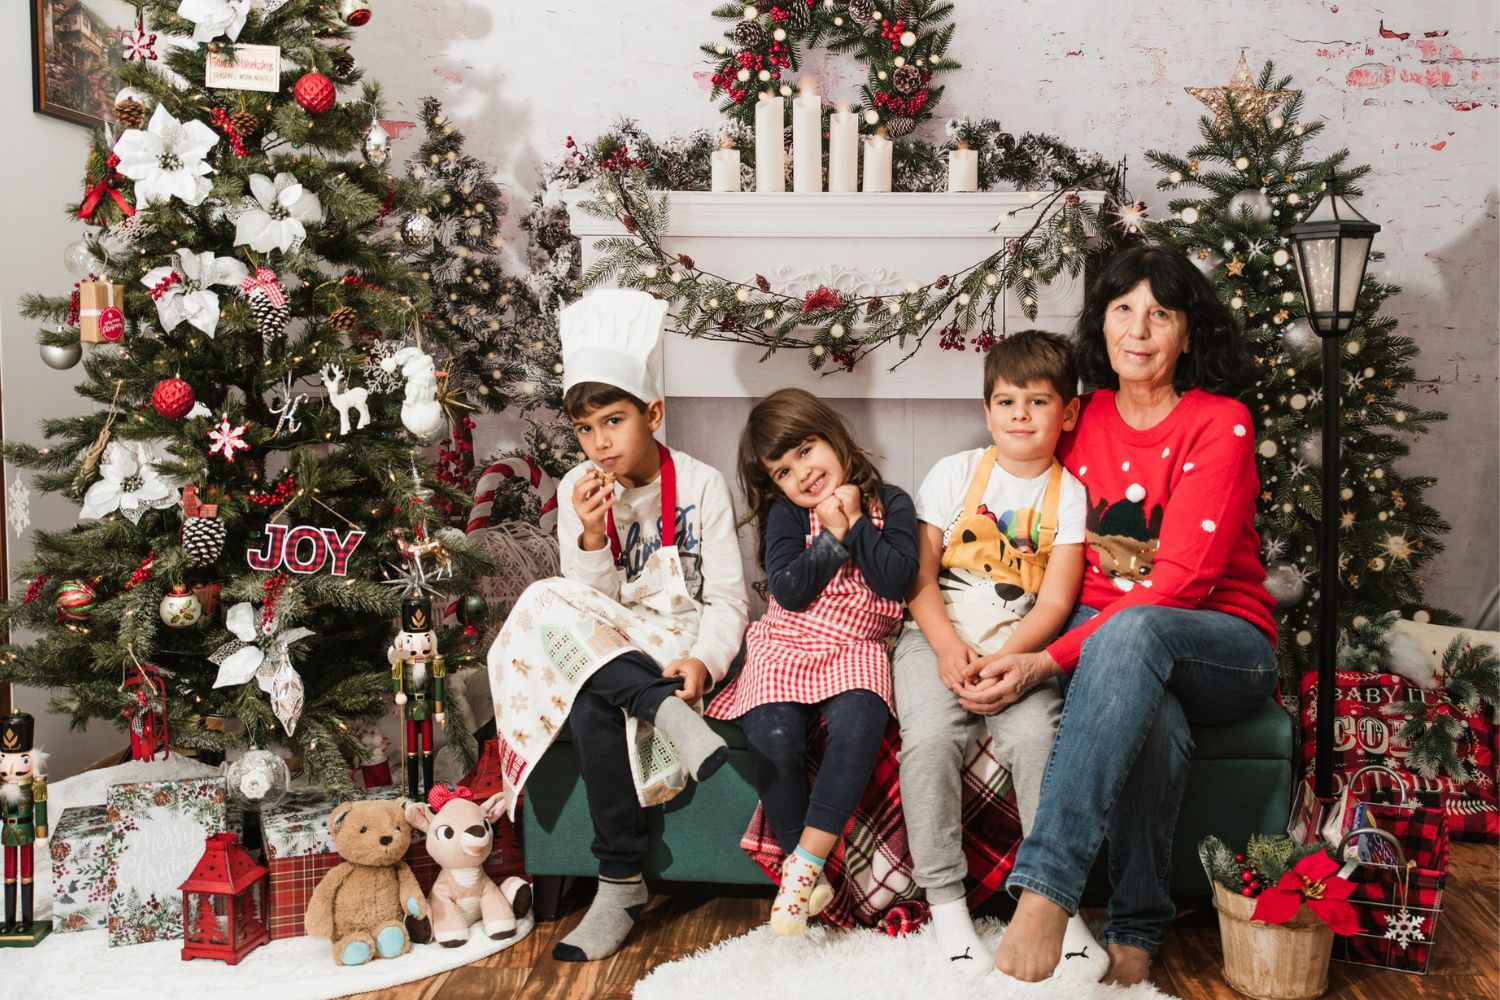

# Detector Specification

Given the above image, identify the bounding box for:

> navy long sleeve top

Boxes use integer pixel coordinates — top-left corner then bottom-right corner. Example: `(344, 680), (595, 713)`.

(764, 483), (920, 612)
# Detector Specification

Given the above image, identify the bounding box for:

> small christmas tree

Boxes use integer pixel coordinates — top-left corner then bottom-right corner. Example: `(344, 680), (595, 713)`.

(1145, 56), (1457, 682)
(2, 0), (490, 791)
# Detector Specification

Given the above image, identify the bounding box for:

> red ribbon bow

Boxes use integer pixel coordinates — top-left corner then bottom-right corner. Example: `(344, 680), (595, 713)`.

(78, 153), (135, 223)
(428, 784), (474, 812)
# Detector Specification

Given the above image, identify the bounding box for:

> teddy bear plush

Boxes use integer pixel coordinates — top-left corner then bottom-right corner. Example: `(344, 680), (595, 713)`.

(304, 798), (433, 965)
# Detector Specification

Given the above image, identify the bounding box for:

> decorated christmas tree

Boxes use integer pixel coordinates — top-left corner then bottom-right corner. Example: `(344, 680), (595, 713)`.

(1145, 56), (1456, 681)
(2, 0), (491, 791)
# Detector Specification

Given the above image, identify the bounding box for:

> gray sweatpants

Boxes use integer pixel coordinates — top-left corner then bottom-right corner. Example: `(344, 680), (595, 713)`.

(892, 626), (1063, 905)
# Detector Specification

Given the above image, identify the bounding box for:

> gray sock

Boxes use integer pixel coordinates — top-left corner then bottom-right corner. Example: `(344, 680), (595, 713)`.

(650, 696), (730, 781)
(552, 876), (648, 962)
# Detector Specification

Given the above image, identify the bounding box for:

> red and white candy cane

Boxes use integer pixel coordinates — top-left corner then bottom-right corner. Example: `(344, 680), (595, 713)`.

(467, 454), (558, 536)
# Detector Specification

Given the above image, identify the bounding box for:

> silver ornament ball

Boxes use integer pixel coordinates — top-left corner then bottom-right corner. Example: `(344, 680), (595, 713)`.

(62, 238), (102, 279)
(1281, 317), (1320, 353)
(226, 748), (291, 810)
(40, 339), (82, 370)
(363, 120), (390, 166)
(401, 213), (436, 247)
(1296, 437), (1323, 469)
(1263, 562), (1306, 608)
(1227, 189), (1274, 225)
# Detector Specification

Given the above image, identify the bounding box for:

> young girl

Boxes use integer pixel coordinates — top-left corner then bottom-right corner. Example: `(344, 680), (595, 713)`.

(708, 388), (919, 936)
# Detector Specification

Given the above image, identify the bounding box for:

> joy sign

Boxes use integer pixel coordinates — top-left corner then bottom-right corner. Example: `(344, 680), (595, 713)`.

(246, 523), (365, 576)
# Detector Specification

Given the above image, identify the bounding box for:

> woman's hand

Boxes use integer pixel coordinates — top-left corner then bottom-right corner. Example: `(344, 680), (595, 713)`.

(958, 650), (1061, 715)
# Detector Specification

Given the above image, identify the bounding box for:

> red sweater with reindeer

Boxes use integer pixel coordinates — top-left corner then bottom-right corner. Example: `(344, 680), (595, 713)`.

(1045, 388), (1278, 672)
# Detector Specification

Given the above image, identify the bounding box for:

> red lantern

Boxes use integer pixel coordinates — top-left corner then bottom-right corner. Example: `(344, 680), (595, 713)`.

(179, 832), (269, 964)
(294, 72), (336, 114)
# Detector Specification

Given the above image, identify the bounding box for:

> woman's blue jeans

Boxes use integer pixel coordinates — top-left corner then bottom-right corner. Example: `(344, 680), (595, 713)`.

(1005, 604), (1277, 954)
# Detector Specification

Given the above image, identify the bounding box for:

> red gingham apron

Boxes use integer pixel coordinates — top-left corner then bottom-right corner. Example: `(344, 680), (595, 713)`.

(709, 505), (902, 719)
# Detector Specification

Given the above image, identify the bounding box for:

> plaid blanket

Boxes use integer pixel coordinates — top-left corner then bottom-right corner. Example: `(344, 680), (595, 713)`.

(739, 717), (1023, 935)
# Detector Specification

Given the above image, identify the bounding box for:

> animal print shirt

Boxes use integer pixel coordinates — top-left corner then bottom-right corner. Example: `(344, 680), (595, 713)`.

(1046, 388), (1278, 672)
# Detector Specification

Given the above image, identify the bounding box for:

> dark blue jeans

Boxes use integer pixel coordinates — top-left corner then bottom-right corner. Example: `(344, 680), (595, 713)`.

(738, 689), (889, 853)
(1006, 605), (1277, 954)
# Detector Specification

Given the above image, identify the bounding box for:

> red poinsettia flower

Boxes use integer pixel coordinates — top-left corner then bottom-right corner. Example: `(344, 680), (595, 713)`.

(1251, 849), (1361, 935)
(801, 285), (844, 312)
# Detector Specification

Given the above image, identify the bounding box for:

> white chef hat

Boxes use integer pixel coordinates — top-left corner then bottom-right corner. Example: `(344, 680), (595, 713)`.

(559, 289), (669, 404)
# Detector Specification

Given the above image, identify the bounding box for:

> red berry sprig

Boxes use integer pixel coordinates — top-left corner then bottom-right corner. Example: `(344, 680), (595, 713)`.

(249, 476), (296, 509)
(208, 106), (248, 157)
(1234, 852), (1264, 898)
(260, 571), (290, 629)
(123, 550), (156, 590)
(22, 575), (48, 605)
(879, 17), (907, 52)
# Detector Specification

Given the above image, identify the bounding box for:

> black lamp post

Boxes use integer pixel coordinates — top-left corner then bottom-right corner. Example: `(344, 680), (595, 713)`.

(1286, 173), (1381, 799)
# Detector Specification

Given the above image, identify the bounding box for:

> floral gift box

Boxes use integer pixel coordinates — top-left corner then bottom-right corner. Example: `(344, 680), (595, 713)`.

(105, 777), (229, 947)
(50, 804), (117, 933)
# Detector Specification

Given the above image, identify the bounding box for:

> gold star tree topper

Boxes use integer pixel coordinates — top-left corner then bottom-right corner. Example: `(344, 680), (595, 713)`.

(1185, 52), (1293, 128)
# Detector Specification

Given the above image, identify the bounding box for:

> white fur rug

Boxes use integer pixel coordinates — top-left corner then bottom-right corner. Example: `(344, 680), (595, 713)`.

(634, 919), (1179, 1000)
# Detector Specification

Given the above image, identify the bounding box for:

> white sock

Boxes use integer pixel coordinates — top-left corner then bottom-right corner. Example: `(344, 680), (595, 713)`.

(1055, 913), (1109, 982)
(929, 898), (989, 977)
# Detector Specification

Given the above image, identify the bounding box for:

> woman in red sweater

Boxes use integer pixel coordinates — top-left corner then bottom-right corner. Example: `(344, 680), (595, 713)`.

(978, 246), (1278, 985)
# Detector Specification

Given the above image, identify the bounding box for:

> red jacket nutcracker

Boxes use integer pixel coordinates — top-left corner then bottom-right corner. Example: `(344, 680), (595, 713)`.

(0, 712), (50, 946)
(390, 597), (446, 801)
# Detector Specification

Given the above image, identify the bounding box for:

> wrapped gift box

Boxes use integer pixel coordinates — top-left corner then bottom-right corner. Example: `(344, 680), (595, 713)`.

(78, 281), (126, 343)
(263, 787), (524, 940)
(49, 804), (117, 933)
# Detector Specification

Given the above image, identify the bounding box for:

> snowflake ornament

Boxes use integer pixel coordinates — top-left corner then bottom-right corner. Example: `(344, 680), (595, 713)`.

(121, 23), (158, 61)
(7, 473), (31, 537)
(207, 416), (252, 463)
(231, 173), (323, 255)
(363, 340), (411, 394)
(1382, 907), (1426, 950)
(112, 105), (219, 207)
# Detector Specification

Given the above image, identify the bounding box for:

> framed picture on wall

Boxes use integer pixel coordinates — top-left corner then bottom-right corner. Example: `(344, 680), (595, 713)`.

(31, 0), (144, 129)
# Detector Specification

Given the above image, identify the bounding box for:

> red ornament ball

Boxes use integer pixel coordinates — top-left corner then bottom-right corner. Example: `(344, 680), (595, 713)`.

(294, 72), (336, 114)
(1240, 886), (1254, 897)
(1240, 870), (1254, 883)
(54, 579), (98, 622)
(151, 377), (196, 419)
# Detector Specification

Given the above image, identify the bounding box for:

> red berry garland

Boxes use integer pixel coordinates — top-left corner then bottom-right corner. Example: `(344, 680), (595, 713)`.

(151, 377), (196, 419)
(294, 72), (336, 114)
(249, 476), (296, 509)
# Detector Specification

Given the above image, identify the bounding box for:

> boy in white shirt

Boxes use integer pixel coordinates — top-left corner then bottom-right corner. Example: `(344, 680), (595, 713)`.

(894, 330), (1106, 981)
(486, 290), (749, 962)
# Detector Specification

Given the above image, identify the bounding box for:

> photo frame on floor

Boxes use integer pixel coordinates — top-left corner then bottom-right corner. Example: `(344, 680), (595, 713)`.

(31, 0), (143, 129)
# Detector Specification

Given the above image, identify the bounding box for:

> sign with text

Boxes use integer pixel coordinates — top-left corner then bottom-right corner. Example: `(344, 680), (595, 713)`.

(205, 44), (282, 93)
(106, 778), (229, 946)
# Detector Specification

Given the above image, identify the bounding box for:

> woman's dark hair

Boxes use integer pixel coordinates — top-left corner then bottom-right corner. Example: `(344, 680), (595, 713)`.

(737, 388), (883, 569)
(1074, 245), (1257, 396)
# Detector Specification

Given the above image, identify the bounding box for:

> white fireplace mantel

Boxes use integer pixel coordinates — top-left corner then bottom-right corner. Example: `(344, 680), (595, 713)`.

(564, 190), (1106, 399)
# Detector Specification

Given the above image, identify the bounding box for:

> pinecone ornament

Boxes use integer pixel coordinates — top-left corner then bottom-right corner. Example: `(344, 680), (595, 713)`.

(848, 0), (876, 24)
(894, 0), (913, 19)
(181, 516), (226, 566)
(230, 110), (260, 137)
(734, 18), (766, 49)
(885, 115), (915, 138)
(332, 47), (357, 79)
(893, 64), (921, 95)
(251, 295), (290, 341)
(782, 0), (811, 31)
(328, 305), (358, 330)
(115, 97), (148, 129)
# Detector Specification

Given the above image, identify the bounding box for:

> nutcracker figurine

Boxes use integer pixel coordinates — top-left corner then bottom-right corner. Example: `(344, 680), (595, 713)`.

(389, 596), (446, 800)
(0, 712), (49, 946)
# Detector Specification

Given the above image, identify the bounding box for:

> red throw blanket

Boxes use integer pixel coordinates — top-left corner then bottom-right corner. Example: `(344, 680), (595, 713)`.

(739, 718), (1023, 935)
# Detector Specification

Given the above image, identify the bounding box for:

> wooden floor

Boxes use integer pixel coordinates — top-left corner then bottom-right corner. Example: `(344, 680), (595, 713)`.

(354, 842), (1498, 1000)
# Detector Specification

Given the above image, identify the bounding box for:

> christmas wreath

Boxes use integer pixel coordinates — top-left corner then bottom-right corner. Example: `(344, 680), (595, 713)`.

(703, 0), (959, 136)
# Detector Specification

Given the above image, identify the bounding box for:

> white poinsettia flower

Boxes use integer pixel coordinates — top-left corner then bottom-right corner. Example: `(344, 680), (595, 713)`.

(112, 105), (218, 207)
(233, 173), (323, 255)
(140, 248), (249, 337)
(79, 440), (181, 523)
(176, 0), (251, 43)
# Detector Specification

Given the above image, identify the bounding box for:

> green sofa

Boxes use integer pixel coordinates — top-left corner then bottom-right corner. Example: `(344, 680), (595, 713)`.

(520, 696), (1294, 916)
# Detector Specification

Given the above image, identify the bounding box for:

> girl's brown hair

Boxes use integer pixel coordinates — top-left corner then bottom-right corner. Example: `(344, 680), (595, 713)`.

(737, 388), (883, 569)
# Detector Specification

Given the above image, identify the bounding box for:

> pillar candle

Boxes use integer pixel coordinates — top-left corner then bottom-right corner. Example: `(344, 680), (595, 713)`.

(792, 79), (822, 193)
(828, 102), (858, 192)
(711, 140), (741, 192)
(948, 142), (978, 192)
(862, 130), (892, 193)
(755, 93), (786, 193)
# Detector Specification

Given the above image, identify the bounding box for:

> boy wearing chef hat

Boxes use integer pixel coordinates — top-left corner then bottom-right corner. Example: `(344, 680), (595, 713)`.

(486, 289), (749, 962)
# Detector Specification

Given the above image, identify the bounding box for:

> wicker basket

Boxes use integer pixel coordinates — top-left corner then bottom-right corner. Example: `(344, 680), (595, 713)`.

(1212, 882), (1335, 1000)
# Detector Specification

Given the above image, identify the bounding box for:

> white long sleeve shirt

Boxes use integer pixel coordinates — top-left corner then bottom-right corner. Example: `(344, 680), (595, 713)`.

(556, 448), (750, 686)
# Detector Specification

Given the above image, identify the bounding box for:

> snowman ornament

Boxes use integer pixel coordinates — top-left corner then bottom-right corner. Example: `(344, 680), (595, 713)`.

(381, 345), (445, 441)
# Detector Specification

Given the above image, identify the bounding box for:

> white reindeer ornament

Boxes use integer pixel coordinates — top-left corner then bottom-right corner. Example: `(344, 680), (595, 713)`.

(320, 364), (371, 435)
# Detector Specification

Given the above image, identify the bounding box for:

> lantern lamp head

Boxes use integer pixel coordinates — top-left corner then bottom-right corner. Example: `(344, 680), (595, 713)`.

(1286, 173), (1381, 336)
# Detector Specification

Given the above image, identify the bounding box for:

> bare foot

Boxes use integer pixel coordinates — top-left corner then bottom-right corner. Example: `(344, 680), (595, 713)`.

(994, 890), (1068, 982)
(1102, 942), (1152, 987)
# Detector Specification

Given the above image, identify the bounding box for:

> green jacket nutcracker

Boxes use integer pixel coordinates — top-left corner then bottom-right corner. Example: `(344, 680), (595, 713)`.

(1, 712), (49, 944)
(389, 596), (446, 800)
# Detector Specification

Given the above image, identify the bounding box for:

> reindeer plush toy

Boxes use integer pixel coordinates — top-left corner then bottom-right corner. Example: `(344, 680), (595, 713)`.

(404, 784), (532, 946)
